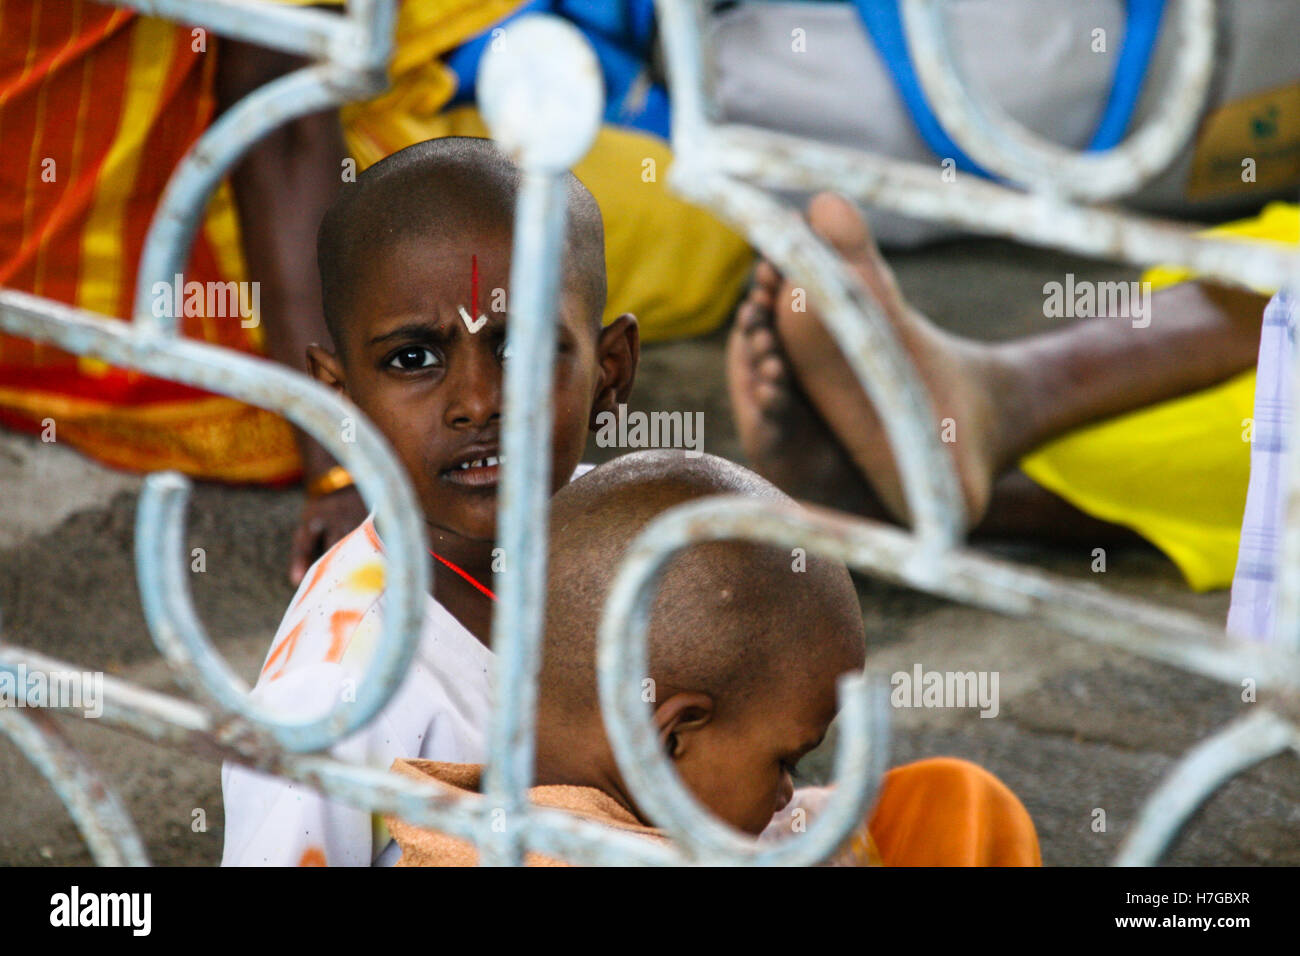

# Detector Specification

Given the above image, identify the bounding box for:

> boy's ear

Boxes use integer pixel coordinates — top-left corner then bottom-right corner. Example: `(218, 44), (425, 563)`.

(589, 313), (639, 428)
(653, 690), (714, 759)
(307, 344), (348, 396)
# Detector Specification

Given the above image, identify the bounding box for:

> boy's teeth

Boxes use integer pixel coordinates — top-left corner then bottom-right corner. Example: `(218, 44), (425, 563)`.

(455, 455), (503, 470)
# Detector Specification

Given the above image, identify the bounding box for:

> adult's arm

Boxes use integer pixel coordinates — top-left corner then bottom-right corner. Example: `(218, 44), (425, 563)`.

(215, 33), (368, 584)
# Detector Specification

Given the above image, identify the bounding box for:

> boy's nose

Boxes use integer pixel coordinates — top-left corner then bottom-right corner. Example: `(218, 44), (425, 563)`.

(443, 351), (502, 429)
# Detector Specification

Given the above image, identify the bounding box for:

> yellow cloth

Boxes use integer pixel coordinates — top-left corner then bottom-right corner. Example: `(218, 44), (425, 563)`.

(1019, 202), (1299, 591)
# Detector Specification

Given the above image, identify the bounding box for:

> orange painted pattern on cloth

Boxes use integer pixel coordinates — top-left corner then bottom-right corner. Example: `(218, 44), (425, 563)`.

(297, 847), (327, 866)
(362, 520), (383, 554)
(325, 609), (364, 664)
(262, 618), (306, 682)
(289, 524), (362, 614)
(265, 516), (387, 681)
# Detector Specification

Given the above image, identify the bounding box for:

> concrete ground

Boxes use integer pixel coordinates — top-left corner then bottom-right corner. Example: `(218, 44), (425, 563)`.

(2, 237), (1297, 866)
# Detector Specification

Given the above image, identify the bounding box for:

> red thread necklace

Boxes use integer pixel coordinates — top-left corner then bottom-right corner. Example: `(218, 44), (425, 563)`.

(429, 549), (497, 602)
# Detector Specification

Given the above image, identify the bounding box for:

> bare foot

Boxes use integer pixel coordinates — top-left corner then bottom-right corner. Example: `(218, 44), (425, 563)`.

(732, 193), (1007, 529)
(726, 278), (885, 518)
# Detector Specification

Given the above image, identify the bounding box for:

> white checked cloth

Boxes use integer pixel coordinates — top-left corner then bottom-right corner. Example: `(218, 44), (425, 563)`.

(1227, 290), (1297, 642)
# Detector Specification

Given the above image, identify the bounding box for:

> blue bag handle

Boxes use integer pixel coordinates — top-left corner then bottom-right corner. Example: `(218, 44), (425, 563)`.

(853, 0), (1167, 178)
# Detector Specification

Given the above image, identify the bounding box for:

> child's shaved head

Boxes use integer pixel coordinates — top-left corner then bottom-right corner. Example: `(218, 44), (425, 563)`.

(317, 136), (607, 358)
(543, 450), (861, 715)
(537, 450), (866, 834)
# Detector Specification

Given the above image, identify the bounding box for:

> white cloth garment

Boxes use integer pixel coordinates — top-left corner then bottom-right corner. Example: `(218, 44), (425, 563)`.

(1227, 291), (1296, 642)
(220, 511), (494, 866)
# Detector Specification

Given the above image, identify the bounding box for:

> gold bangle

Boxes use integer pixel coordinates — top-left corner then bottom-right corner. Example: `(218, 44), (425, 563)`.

(307, 465), (355, 499)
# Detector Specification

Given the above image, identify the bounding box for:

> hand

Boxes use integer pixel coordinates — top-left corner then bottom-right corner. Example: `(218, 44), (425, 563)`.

(289, 484), (369, 586)
(758, 786), (835, 844)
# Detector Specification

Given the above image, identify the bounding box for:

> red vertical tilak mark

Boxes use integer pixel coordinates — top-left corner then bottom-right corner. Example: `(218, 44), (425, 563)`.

(471, 254), (480, 319)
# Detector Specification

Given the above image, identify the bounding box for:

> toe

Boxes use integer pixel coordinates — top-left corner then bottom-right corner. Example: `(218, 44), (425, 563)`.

(751, 283), (775, 312)
(736, 299), (763, 333)
(806, 192), (904, 308)
(753, 375), (789, 413)
(807, 192), (873, 256)
(756, 351), (788, 386)
(755, 259), (783, 292)
(750, 325), (783, 363)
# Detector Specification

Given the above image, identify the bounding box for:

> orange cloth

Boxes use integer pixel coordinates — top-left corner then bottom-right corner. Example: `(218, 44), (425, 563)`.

(386, 756), (1041, 866)
(385, 760), (665, 867)
(0, 0), (300, 483)
(870, 757), (1042, 866)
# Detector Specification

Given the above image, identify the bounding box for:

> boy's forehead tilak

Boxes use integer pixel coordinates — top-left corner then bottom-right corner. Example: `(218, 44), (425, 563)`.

(353, 234), (592, 333)
(348, 241), (502, 328)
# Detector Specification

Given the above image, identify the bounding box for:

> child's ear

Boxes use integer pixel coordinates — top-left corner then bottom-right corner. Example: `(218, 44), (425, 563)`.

(653, 690), (714, 759)
(588, 313), (639, 428)
(307, 344), (348, 397)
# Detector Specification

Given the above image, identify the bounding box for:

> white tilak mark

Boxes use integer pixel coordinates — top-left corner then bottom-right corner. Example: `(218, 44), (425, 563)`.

(459, 306), (489, 333)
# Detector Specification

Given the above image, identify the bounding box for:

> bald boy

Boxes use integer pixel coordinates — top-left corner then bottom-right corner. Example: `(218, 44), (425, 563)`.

(536, 449), (865, 835)
(223, 137), (638, 867)
(387, 451), (1040, 864)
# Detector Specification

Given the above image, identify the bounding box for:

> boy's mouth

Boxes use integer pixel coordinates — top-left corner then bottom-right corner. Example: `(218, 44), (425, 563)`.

(440, 449), (505, 489)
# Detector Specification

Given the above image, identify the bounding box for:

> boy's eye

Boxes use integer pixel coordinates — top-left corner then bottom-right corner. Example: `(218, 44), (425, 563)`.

(497, 339), (512, 363)
(388, 346), (439, 371)
(781, 759), (802, 782)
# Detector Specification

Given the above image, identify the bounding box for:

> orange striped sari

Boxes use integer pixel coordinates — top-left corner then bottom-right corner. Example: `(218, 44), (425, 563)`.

(0, 0), (300, 483)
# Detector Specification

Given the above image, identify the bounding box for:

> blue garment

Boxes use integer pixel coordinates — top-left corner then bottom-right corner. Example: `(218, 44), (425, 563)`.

(444, 0), (670, 139)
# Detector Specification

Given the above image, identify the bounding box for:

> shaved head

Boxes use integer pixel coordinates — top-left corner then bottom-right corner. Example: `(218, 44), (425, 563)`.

(540, 451), (865, 722)
(317, 136), (607, 357)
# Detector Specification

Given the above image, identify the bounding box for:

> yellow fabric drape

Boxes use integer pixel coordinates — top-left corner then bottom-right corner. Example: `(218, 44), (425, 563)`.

(1020, 202), (1299, 591)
